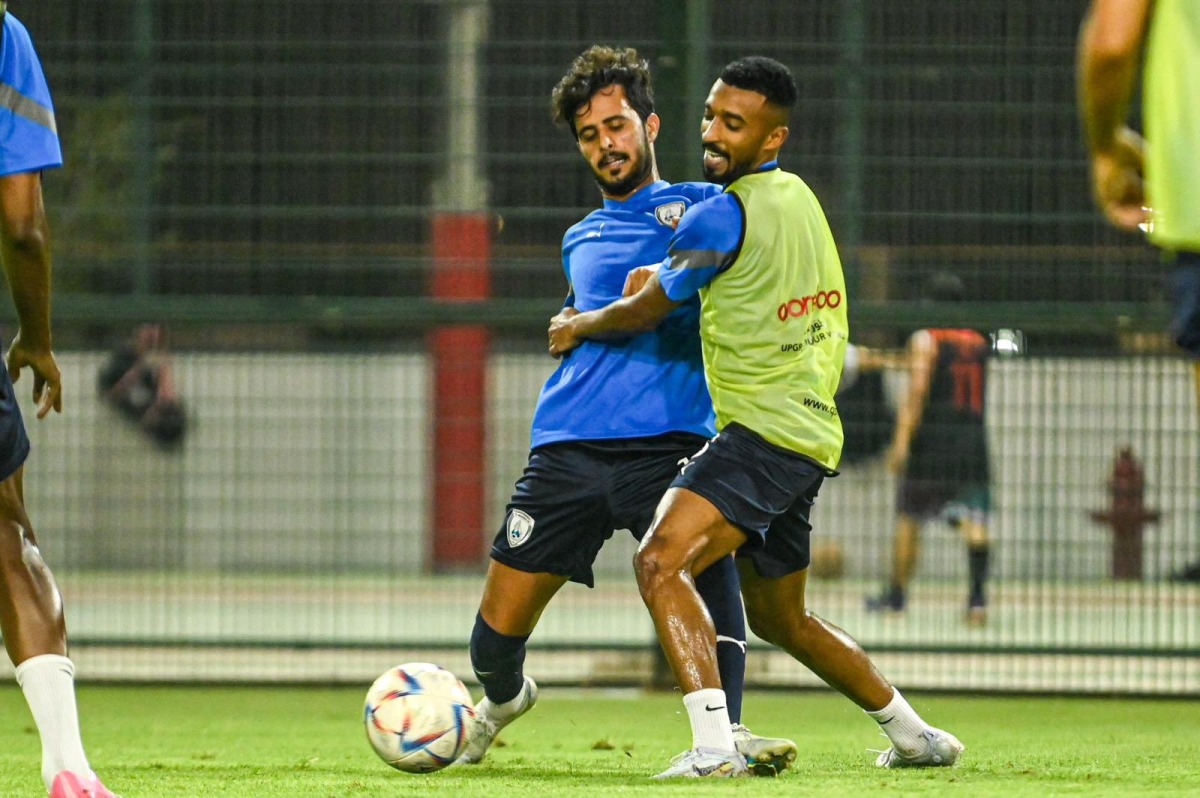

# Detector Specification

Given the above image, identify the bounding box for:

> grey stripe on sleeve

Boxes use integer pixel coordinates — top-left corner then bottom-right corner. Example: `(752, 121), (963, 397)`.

(0, 82), (57, 133)
(669, 247), (733, 272)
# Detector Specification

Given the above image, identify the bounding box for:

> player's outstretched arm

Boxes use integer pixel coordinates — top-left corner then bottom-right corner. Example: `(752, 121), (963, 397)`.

(886, 331), (936, 474)
(0, 171), (62, 418)
(547, 272), (678, 357)
(1076, 0), (1153, 231)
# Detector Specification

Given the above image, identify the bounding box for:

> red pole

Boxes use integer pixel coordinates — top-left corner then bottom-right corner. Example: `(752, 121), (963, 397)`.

(429, 213), (491, 570)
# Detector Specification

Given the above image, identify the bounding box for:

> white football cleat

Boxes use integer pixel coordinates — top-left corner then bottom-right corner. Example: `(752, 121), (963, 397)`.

(455, 676), (538, 765)
(874, 728), (964, 768)
(652, 747), (749, 779)
(731, 723), (797, 776)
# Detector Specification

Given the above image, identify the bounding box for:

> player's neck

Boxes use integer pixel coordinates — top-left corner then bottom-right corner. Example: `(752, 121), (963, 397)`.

(601, 171), (659, 203)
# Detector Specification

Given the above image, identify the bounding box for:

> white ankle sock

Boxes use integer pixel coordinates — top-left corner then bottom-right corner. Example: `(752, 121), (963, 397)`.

(865, 688), (927, 757)
(14, 654), (91, 790)
(483, 678), (528, 720)
(682, 689), (736, 752)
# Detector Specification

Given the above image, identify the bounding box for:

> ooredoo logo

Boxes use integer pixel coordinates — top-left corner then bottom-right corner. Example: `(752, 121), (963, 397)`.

(777, 290), (842, 321)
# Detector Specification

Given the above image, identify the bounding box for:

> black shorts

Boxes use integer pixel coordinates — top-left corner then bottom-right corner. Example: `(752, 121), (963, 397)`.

(669, 423), (827, 579)
(1166, 251), (1200, 358)
(0, 344), (29, 482)
(490, 433), (709, 587)
(897, 478), (990, 523)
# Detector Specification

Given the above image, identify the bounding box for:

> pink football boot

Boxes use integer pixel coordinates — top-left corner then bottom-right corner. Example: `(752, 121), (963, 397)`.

(49, 771), (119, 798)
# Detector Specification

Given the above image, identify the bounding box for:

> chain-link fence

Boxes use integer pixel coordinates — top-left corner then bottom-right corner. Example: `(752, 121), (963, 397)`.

(1, 1), (1194, 692)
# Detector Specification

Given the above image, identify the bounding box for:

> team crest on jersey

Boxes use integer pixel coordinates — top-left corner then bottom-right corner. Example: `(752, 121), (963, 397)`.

(506, 509), (535, 548)
(654, 201), (686, 228)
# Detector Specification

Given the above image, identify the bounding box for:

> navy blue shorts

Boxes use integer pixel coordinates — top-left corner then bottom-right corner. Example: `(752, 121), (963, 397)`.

(898, 478), (990, 524)
(0, 344), (29, 482)
(490, 433), (709, 587)
(1167, 251), (1200, 358)
(669, 423), (827, 579)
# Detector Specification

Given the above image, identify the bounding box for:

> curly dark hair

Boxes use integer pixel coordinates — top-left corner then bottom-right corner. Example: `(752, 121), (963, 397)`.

(718, 56), (798, 112)
(551, 45), (654, 139)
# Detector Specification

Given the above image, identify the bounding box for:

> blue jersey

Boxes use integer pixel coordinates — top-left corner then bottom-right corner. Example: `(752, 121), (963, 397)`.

(530, 180), (721, 448)
(0, 13), (61, 177)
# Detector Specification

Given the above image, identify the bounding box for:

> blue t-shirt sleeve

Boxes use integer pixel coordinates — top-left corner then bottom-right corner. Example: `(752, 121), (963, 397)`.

(657, 193), (744, 302)
(561, 248), (575, 309)
(674, 180), (725, 204)
(0, 17), (63, 177)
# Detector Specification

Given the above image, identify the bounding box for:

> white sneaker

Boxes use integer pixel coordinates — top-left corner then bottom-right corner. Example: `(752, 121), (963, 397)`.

(651, 747), (749, 779)
(456, 676), (538, 765)
(874, 728), (964, 768)
(731, 723), (797, 776)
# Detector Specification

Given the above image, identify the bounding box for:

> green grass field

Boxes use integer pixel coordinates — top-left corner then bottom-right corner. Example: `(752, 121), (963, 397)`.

(1, 686), (1197, 796)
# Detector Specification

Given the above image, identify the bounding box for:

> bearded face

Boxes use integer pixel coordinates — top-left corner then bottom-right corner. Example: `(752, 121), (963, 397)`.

(574, 84), (659, 200)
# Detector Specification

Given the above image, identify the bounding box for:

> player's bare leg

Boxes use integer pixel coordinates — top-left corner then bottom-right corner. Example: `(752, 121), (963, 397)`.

(635, 489), (744, 695)
(891, 514), (922, 590)
(459, 562), (565, 764)
(0, 468), (115, 796)
(739, 560), (961, 768)
(477, 560), (567, 638)
(740, 564), (892, 709)
(634, 488), (751, 777)
(867, 514), (920, 613)
(957, 518), (990, 626)
(0, 468), (65, 662)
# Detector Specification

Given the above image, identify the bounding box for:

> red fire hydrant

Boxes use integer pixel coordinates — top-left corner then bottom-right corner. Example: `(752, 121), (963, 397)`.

(1090, 447), (1162, 580)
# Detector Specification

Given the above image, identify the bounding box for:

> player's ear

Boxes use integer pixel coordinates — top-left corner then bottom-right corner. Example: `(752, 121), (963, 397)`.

(644, 112), (661, 143)
(767, 124), (789, 151)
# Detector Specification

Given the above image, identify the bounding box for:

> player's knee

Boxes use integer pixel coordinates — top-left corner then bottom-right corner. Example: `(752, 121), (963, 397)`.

(632, 546), (658, 593)
(0, 517), (34, 559)
(747, 604), (816, 650)
(745, 599), (794, 646)
(745, 612), (779, 647)
(633, 541), (676, 596)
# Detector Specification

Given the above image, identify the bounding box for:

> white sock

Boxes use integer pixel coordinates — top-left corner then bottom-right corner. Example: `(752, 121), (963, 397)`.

(14, 654), (91, 790)
(865, 688), (928, 757)
(682, 688), (736, 752)
(481, 678), (529, 720)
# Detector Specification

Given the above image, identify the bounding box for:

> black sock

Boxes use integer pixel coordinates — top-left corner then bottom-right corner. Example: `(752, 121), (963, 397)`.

(696, 556), (746, 725)
(968, 545), (990, 606)
(469, 612), (530, 704)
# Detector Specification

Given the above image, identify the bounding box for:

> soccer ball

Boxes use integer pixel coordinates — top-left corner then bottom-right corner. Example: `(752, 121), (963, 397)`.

(363, 662), (476, 773)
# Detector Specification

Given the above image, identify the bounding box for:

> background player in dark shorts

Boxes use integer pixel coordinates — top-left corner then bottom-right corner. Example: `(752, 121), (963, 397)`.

(868, 273), (992, 626)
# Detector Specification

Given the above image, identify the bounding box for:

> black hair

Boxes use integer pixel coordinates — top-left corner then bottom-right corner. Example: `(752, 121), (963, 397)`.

(718, 56), (798, 111)
(551, 45), (654, 139)
(923, 271), (967, 303)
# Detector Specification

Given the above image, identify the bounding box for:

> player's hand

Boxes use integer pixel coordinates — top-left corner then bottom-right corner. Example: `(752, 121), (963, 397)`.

(548, 308), (582, 358)
(5, 331), (63, 419)
(1090, 127), (1147, 232)
(622, 265), (660, 297)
